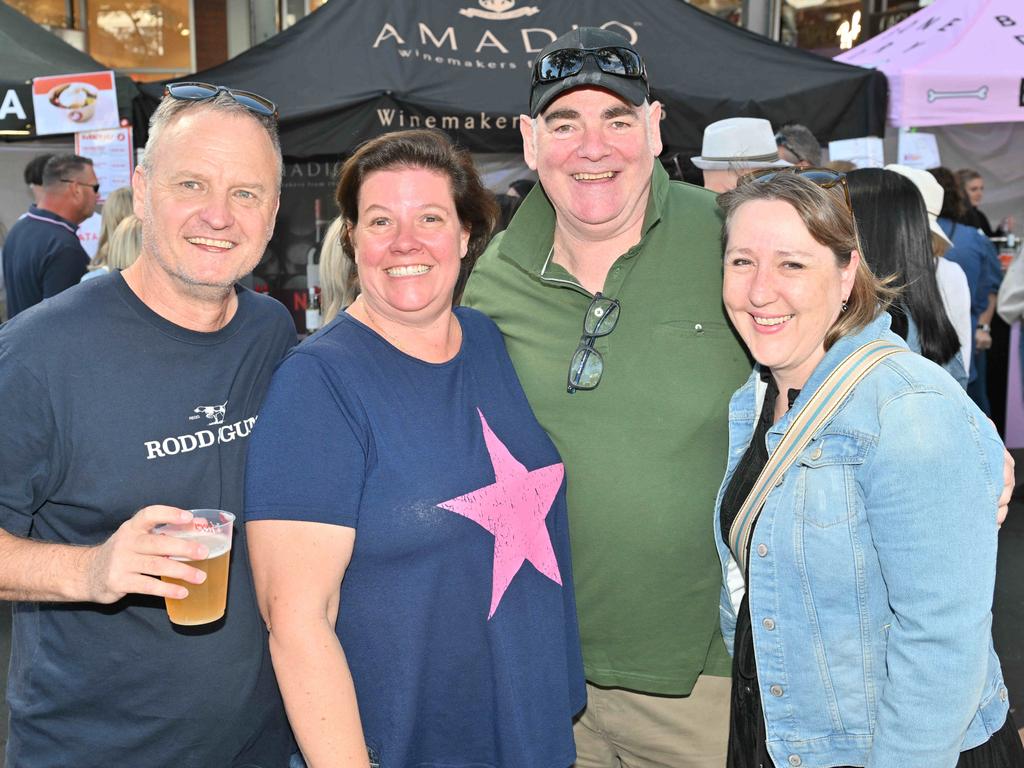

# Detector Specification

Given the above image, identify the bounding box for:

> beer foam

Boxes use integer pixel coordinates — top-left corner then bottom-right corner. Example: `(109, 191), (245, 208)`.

(168, 532), (231, 561)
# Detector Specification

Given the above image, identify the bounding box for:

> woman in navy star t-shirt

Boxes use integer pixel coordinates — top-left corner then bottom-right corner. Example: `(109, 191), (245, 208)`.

(245, 130), (585, 768)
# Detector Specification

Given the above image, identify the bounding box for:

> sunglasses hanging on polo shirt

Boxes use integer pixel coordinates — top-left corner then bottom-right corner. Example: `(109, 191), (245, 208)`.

(567, 293), (622, 394)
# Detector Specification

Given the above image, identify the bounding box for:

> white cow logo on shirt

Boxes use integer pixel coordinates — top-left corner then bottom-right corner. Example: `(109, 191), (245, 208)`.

(193, 401), (228, 426)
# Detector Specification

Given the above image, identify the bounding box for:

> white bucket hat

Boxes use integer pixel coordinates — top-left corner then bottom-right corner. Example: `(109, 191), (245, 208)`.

(691, 117), (791, 171)
(885, 164), (954, 247)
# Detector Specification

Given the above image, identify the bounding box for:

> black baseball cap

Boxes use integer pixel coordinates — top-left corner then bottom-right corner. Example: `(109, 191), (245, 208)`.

(529, 27), (650, 117)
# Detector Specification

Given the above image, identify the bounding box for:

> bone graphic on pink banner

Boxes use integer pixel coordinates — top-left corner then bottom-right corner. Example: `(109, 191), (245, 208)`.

(927, 85), (989, 103)
(836, 0), (1023, 126)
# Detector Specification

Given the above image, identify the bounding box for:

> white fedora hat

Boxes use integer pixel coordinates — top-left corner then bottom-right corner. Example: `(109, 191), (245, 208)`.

(692, 117), (791, 171)
(885, 164), (953, 247)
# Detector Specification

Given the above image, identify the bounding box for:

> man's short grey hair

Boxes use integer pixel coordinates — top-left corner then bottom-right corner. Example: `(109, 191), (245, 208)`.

(41, 155), (93, 189)
(139, 90), (283, 189)
(774, 123), (822, 166)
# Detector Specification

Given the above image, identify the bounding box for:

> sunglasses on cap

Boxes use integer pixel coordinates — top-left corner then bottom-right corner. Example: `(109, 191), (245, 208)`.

(747, 166), (852, 212)
(164, 82), (278, 121)
(532, 46), (647, 88)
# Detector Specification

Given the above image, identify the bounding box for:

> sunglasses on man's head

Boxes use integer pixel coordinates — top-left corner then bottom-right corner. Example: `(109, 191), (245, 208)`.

(747, 166), (852, 212)
(164, 82), (278, 121)
(533, 46), (647, 88)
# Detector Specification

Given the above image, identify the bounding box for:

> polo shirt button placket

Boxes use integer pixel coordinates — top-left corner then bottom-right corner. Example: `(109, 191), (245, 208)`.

(608, 265), (622, 289)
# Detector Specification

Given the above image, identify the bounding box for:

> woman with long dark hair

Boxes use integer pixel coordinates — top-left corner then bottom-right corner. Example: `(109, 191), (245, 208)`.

(847, 167), (968, 387)
(930, 166), (1003, 413)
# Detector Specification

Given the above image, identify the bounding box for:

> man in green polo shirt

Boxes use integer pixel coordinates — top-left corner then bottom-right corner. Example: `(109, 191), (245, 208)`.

(463, 27), (750, 768)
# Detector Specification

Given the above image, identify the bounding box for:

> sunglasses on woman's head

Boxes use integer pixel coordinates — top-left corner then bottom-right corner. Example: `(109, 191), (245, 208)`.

(746, 167), (852, 212)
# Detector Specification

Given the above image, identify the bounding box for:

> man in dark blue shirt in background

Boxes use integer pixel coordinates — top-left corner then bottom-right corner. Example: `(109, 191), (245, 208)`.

(2, 154), (96, 317)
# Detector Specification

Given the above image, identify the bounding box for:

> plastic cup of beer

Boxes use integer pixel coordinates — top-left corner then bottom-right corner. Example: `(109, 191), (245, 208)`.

(156, 509), (234, 626)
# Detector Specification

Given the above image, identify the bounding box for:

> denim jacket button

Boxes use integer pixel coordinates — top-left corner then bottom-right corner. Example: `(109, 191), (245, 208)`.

(756, 543), (769, 557)
(788, 756), (802, 767)
(769, 684), (783, 697)
(1000, 687), (1008, 701)
(810, 446), (822, 460)
(762, 617), (776, 631)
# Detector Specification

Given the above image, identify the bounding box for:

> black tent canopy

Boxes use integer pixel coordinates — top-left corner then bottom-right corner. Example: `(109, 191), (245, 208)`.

(0, 3), (139, 136)
(139, 0), (886, 159)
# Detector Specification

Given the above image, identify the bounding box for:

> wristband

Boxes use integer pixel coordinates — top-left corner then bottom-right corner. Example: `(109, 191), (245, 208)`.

(978, 323), (991, 333)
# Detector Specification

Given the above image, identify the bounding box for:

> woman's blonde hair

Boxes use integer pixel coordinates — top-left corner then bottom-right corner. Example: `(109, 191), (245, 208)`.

(319, 216), (359, 324)
(107, 215), (142, 271)
(718, 172), (897, 351)
(92, 187), (133, 268)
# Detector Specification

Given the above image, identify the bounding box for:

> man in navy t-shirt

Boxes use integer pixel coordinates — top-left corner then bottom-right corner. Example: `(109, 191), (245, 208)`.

(0, 86), (294, 766)
(2, 153), (96, 318)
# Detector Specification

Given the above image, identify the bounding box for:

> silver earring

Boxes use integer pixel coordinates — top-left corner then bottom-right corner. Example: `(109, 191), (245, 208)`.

(841, 300), (849, 313)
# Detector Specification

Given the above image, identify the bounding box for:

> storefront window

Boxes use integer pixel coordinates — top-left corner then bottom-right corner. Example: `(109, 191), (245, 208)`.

(687, 0), (742, 26)
(282, 0), (329, 30)
(865, 0), (921, 39)
(86, 0), (193, 80)
(4, 0), (74, 28)
(781, 0), (864, 54)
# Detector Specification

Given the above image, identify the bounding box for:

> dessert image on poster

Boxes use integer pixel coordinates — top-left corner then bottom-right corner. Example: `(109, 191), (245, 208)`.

(32, 71), (119, 135)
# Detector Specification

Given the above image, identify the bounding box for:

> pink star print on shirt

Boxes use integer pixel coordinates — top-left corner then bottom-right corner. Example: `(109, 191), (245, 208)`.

(437, 409), (565, 619)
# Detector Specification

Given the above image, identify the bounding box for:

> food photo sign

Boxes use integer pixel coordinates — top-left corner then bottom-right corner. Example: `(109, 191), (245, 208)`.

(32, 71), (119, 136)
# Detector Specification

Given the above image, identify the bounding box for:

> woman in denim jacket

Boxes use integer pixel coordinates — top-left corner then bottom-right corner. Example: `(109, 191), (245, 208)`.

(714, 171), (1022, 768)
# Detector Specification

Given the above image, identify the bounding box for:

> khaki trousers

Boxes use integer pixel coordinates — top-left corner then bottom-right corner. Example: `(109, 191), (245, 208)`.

(572, 675), (731, 768)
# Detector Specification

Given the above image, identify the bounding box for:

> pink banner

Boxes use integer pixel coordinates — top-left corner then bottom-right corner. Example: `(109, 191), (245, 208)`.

(837, 0), (1024, 127)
